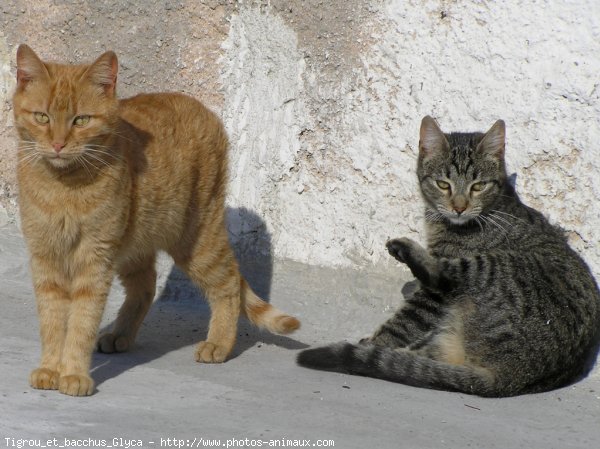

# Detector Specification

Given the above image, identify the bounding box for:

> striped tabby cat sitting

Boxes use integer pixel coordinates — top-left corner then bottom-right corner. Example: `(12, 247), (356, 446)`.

(298, 116), (600, 397)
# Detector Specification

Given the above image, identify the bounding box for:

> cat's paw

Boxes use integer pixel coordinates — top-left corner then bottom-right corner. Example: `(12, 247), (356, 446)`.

(97, 333), (132, 353)
(58, 374), (95, 396)
(359, 335), (374, 344)
(195, 341), (230, 363)
(30, 368), (59, 390)
(386, 237), (415, 263)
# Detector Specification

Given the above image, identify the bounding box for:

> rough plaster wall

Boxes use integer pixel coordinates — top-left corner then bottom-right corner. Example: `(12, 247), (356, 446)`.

(222, 0), (600, 275)
(0, 0), (599, 275)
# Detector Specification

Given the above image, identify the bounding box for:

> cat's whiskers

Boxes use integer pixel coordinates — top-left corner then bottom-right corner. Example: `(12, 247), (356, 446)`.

(480, 214), (510, 243)
(474, 216), (485, 232)
(18, 148), (42, 169)
(18, 155), (40, 170)
(424, 209), (444, 223)
(19, 150), (38, 156)
(83, 151), (112, 169)
(75, 155), (95, 179)
(84, 142), (111, 148)
(84, 143), (118, 157)
(85, 143), (116, 153)
(84, 146), (123, 163)
(18, 147), (39, 157)
(18, 150), (38, 161)
(83, 144), (123, 163)
(77, 149), (122, 183)
(18, 145), (39, 152)
(18, 140), (39, 149)
(108, 129), (136, 144)
(18, 143), (40, 156)
(488, 212), (514, 228)
(490, 209), (526, 223)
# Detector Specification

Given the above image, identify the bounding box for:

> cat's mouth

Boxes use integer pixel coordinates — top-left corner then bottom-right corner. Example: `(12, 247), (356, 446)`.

(445, 212), (475, 225)
(44, 152), (78, 168)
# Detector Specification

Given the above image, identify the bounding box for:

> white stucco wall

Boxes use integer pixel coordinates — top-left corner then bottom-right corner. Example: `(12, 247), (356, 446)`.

(221, 1), (600, 274)
(1, 1), (598, 275)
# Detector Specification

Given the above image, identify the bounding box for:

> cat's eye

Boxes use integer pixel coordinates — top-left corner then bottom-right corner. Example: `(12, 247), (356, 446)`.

(73, 115), (91, 127)
(34, 112), (49, 125)
(471, 182), (487, 192)
(436, 180), (451, 190)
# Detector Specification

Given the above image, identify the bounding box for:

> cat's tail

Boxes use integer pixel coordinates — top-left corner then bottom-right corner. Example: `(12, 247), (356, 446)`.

(241, 279), (300, 335)
(297, 342), (497, 396)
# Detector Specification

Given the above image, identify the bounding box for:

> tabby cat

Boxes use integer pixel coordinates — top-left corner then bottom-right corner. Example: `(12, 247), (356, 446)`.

(13, 45), (300, 396)
(297, 116), (600, 397)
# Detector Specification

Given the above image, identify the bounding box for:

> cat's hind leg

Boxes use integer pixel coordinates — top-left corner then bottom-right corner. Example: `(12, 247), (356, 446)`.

(363, 289), (444, 348)
(175, 230), (241, 363)
(98, 255), (157, 353)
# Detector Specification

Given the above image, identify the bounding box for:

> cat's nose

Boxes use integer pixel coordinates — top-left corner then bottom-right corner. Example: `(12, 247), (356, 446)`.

(453, 206), (467, 214)
(52, 142), (65, 153)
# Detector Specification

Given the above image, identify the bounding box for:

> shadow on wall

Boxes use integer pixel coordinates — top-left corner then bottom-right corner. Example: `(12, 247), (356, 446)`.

(91, 207), (306, 389)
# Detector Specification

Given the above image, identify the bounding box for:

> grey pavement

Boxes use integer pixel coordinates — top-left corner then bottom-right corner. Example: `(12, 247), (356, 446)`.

(1, 222), (599, 449)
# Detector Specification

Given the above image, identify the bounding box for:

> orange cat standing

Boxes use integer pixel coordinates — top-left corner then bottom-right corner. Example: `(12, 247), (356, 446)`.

(13, 45), (300, 396)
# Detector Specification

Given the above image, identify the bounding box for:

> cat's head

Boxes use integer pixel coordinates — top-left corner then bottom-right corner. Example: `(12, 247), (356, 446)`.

(12, 45), (119, 170)
(417, 116), (507, 225)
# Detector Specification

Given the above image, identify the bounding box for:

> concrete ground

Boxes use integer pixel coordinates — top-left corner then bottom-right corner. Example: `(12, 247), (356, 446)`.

(1, 220), (599, 449)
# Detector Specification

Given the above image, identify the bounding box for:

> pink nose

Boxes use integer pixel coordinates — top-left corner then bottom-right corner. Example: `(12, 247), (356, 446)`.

(454, 206), (466, 214)
(52, 142), (65, 153)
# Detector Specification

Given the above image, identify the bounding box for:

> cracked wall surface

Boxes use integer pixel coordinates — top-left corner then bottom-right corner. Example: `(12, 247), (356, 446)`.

(1, 0), (599, 275)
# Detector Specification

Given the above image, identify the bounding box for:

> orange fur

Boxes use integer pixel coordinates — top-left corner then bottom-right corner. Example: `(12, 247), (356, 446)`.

(13, 45), (300, 396)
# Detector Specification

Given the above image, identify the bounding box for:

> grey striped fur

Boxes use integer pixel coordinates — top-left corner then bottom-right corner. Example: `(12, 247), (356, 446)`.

(297, 117), (600, 397)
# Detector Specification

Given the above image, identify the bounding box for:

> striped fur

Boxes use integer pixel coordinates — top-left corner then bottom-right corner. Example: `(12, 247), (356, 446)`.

(298, 116), (600, 397)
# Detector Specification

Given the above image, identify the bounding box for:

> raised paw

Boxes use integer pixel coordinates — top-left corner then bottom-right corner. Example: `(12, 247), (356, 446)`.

(358, 335), (374, 345)
(30, 368), (59, 390)
(59, 374), (95, 396)
(195, 341), (230, 363)
(386, 237), (415, 263)
(97, 333), (132, 354)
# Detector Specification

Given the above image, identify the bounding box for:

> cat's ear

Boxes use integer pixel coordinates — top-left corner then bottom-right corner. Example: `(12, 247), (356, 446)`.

(477, 120), (505, 160)
(16, 44), (50, 89)
(85, 51), (118, 97)
(419, 116), (449, 160)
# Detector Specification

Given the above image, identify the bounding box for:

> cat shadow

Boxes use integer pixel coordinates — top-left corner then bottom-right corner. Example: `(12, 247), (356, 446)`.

(91, 207), (306, 388)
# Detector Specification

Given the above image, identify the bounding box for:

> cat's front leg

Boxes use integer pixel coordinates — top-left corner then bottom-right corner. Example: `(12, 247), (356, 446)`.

(386, 237), (432, 267)
(58, 254), (115, 396)
(29, 256), (70, 391)
(386, 238), (450, 291)
(387, 237), (416, 264)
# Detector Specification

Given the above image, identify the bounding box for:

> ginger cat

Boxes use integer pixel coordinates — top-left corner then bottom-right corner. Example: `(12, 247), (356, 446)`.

(13, 45), (300, 396)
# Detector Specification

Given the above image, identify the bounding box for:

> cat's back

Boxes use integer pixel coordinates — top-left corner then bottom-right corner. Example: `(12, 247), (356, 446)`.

(110, 92), (230, 254)
(115, 92), (228, 196)
(119, 92), (222, 144)
(119, 92), (213, 122)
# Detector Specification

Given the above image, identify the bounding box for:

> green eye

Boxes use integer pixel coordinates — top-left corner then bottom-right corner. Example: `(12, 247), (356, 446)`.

(436, 180), (451, 190)
(471, 182), (486, 192)
(34, 112), (49, 124)
(73, 115), (90, 127)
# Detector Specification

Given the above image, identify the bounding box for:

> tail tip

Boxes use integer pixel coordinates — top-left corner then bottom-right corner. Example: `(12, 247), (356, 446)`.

(297, 345), (340, 370)
(296, 348), (320, 368)
(275, 315), (301, 334)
